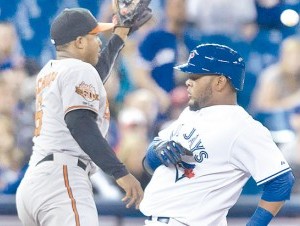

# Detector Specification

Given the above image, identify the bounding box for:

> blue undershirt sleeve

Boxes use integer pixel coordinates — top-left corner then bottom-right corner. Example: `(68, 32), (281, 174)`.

(261, 171), (295, 202)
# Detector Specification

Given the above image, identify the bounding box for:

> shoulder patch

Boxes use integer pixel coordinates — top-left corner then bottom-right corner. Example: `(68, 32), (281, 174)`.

(75, 81), (99, 102)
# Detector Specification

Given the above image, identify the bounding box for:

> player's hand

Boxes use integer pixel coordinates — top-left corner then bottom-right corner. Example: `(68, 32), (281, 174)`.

(116, 173), (144, 209)
(112, 0), (152, 36)
(155, 140), (187, 167)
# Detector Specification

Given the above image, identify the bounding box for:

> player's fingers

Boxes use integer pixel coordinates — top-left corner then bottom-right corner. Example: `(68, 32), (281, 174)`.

(157, 151), (170, 166)
(135, 185), (144, 209)
(121, 188), (132, 203)
(125, 188), (138, 208)
(170, 141), (186, 155)
(164, 148), (179, 164)
(169, 148), (182, 162)
(136, 190), (144, 209)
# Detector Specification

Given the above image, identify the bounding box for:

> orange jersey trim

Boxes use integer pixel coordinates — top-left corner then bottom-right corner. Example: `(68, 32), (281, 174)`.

(65, 105), (98, 115)
(63, 165), (80, 226)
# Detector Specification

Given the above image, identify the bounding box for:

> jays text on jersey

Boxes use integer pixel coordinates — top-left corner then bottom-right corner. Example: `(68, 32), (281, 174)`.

(140, 105), (291, 226)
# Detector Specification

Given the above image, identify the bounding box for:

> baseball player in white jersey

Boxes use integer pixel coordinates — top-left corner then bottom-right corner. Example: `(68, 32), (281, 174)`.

(141, 44), (295, 226)
(15, 7), (149, 226)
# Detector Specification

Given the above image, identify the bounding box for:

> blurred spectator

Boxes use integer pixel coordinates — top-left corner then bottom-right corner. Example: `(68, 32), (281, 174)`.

(256, 0), (300, 37)
(281, 105), (300, 193)
(0, 22), (23, 71)
(255, 0), (283, 28)
(250, 0), (286, 72)
(186, 0), (257, 40)
(0, 115), (24, 192)
(161, 85), (189, 130)
(251, 35), (300, 112)
(130, 0), (197, 114)
(123, 89), (159, 137)
(282, 106), (300, 164)
(116, 107), (151, 188)
(247, 0), (300, 79)
(0, 69), (27, 116)
(234, 0), (299, 111)
(0, 73), (18, 116)
(169, 85), (189, 120)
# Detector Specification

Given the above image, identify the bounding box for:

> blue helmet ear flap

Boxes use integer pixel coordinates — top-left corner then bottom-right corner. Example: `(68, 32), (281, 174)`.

(174, 44), (245, 91)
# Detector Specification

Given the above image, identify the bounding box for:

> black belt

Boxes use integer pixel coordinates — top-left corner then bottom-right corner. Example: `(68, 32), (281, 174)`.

(36, 154), (87, 171)
(148, 216), (170, 224)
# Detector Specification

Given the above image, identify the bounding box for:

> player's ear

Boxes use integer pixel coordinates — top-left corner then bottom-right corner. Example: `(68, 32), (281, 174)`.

(74, 36), (85, 49)
(215, 76), (227, 91)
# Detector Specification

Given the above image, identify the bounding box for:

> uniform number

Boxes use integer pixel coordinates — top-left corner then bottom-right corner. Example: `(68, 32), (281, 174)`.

(34, 110), (43, 136)
(34, 94), (43, 137)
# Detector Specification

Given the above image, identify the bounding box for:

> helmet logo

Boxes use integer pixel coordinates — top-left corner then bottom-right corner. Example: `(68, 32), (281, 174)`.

(188, 50), (198, 61)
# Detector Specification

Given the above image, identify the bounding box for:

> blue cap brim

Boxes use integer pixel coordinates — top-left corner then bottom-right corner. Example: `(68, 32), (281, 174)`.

(174, 63), (193, 73)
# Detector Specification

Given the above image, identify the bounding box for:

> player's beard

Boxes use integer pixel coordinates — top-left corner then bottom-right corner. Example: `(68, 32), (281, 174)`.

(188, 85), (213, 111)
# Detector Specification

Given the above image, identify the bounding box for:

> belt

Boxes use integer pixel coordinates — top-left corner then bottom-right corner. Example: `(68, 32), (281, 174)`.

(36, 154), (87, 171)
(148, 216), (170, 224)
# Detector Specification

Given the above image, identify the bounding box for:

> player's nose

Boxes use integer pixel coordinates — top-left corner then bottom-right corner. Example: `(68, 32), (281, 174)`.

(97, 37), (102, 47)
(185, 79), (192, 87)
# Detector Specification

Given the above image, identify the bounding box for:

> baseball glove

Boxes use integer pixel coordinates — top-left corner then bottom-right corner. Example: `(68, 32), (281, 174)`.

(113, 0), (152, 35)
(154, 139), (188, 167)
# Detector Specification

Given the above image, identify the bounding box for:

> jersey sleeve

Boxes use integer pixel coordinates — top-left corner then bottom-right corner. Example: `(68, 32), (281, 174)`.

(230, 121), (291, 186)
(60, 64), (101, 116)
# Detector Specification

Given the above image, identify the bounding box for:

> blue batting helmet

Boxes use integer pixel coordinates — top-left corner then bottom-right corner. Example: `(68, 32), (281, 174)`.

(174, 43), (245, 91)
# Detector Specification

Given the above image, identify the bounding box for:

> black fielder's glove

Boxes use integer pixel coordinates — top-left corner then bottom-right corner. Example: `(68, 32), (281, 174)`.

(113, 0), (153, 35)
(154, 139), (188, 167)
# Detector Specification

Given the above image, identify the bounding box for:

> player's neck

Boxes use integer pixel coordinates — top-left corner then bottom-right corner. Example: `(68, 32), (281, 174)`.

(56, 50), (82, 61)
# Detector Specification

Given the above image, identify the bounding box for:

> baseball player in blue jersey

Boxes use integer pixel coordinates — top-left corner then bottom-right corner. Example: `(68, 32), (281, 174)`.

(141, 44), (295, 226)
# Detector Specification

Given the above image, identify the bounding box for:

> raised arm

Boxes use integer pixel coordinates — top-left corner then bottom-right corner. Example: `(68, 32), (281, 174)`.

(94, 0), (152, 83)
(94, 27), (129, 83)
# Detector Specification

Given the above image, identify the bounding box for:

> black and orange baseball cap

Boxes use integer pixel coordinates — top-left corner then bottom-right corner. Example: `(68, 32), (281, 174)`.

(50, 8), (114, 46)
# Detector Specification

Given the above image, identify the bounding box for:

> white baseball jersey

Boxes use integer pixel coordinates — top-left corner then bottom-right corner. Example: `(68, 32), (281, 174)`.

(29, 58), (109, 171)
(140, 105), (291, 226)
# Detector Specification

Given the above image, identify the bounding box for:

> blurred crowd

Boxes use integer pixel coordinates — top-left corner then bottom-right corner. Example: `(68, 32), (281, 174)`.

(1, 0), (300, 196)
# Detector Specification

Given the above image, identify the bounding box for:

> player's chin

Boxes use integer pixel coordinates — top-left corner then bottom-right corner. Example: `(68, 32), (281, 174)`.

(91, 57), (99, 66)
(188, 100), (200, 111)
(188, 98), (194, 106)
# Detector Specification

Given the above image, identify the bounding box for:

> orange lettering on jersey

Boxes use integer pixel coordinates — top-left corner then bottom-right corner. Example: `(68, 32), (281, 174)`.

(36, 72), (57, 95)
(75, 82), (99, 102)
(34, 72), (57, 137)
(104, 98), (110, 120)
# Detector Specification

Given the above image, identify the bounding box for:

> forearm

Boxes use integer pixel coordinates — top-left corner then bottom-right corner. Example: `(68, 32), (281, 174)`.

(94, 34), (125, 83)
(247, 171), (294, 225)
(142, 138), (163, 175)
(246, 201), (283, 226)
(113, 27), (130, 41)
(65, 109), (128, 179)
(258, 199), (284, 216)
